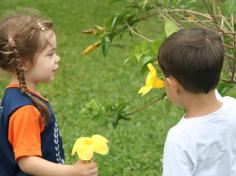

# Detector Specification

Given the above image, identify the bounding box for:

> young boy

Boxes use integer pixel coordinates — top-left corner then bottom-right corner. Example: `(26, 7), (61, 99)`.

(158, 28), (236, 176)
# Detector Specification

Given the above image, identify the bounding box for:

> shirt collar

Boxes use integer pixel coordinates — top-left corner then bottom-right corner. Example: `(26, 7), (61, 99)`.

(7, 84), (48, 102)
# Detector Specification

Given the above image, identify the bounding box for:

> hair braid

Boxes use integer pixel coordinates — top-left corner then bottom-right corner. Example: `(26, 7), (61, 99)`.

(10, 38), (50, 125)
(0, 15), (53, 125)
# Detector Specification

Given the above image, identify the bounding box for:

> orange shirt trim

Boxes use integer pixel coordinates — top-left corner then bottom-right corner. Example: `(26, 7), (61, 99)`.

(7, 83), (48, 102)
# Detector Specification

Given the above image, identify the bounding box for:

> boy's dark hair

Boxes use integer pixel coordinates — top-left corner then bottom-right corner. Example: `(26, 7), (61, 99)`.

(158, 28), (224, 94)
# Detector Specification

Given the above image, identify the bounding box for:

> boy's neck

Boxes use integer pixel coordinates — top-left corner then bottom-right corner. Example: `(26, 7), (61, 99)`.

(183, 90), (223, 119)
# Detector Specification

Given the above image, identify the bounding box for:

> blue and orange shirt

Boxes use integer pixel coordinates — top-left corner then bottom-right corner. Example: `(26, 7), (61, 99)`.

(0, 84), (65, 176)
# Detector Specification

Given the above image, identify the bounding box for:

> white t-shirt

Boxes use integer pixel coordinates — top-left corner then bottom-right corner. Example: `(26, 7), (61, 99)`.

(162, 96), (236, 176)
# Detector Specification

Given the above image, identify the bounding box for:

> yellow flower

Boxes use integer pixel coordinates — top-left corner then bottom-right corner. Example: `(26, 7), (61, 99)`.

(187, 16), (194, 22)
(138, 63), (164, 96)
(72, 134), (109, 161)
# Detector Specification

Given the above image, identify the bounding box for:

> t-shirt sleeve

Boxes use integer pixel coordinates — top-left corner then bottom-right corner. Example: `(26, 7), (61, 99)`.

(162, 138), (192, 176)
(8, 105), (44, 161)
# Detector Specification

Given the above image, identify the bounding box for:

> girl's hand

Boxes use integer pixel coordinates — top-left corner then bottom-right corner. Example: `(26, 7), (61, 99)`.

(71, 160), (98, 176)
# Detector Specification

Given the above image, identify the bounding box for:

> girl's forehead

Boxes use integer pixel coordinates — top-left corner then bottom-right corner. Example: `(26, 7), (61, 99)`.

(44, 30), (57, 49)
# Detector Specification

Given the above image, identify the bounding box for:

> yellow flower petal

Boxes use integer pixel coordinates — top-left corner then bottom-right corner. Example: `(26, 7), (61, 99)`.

(72, 137), (94, 159)
(153, 78), (164, 88)
(146, 72), (157, 87)
(138, 63), (164, 96)
(187, 16), (194, 22)
(93, 142), (109, 155)
(77, 144), (94, 161)
(147, 63), (156, 74)
(92, 135), (109, 155)
(72, 139), (79, 156)
(138, 86), (152, 96)
(72, 135), (109, 160)
(92, 135), (109, 143)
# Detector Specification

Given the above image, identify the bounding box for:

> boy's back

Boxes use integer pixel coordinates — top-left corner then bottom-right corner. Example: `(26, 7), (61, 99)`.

(163, 96), (236, 176)
(157, 28), (236, 176)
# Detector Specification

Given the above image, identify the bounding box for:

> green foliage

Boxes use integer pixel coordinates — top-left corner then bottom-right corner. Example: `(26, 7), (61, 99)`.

(80, 99), (130, 128)
(217, 81), (235, 96)
(125, 38), (164, 73)
(0, 1), (177, 175)
(223, 0), (236, 15)
(101, 36), (112, 57)
(164, 19), (179, 37)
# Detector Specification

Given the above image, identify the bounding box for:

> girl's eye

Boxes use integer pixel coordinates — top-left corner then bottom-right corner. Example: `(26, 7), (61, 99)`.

(48, 52), (54, 57)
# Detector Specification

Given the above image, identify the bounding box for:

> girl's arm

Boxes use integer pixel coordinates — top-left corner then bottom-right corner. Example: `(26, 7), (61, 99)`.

(18, 156), (98, 176)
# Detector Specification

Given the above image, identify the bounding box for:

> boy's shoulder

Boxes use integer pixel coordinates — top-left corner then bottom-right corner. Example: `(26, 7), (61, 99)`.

(166, 95), (236, 144)
(165, 120), (194, 146)
(218, 96), (236, 115)
(221, 96), (236, 106)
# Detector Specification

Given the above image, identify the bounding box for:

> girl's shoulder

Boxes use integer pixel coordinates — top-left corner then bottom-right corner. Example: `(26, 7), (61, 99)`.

(3, 87), (33, 104)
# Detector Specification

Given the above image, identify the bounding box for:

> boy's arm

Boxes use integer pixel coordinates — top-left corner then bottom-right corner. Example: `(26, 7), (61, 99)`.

(162, 139), (192, 176)
(18, 156), (98, 176)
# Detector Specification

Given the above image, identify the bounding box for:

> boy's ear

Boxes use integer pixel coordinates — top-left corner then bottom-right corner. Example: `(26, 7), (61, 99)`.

(166, 76), (177, 87)
(166, 76), (181, 92)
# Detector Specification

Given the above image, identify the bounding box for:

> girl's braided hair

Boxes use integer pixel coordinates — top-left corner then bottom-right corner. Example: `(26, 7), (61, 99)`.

(0, 15), (54, 125)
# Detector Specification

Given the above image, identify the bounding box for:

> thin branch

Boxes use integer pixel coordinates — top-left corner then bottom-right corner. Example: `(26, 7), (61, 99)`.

(221, 79), (236, 84)
(125, 94), (166, 117)
(168, 9), (212, 19)
(231, 19), (236, 82)
(224, 44), (234, 50)
(125, 21), (154, 43)
(225, 53), (236, 61)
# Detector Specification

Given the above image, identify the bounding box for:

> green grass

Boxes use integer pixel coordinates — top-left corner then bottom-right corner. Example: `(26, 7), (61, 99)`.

(0, 1), (235, 176)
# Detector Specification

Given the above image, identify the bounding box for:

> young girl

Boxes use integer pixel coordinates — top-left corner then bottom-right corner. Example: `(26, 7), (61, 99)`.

(0, 15), (98, 176)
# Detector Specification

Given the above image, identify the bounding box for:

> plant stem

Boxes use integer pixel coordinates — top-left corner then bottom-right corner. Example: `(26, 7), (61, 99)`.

(125, 21), (154, 42)
(125, 93), (166, 117)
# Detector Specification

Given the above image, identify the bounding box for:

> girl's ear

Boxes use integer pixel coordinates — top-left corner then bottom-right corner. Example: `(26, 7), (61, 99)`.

(22, 59), (33, 72)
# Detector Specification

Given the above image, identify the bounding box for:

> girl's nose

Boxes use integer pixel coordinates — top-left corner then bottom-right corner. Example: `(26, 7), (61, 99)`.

(56, 54), (60, 63)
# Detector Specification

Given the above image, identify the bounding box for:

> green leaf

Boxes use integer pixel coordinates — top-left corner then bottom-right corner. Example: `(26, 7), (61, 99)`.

(109, 0), (125, 3)
(109, 14), (124, 31)
(223, 0), (236, 15)
(134, 53), (143, 62)
(101, 36), (111, 57)
(141, 0), (150, 9)
(165, 19), (179, 37)
(133, 41), (149, 61)
(217, 81), (234, 96)
(151, 38), (164, 55)
(142, 55), (155, 66)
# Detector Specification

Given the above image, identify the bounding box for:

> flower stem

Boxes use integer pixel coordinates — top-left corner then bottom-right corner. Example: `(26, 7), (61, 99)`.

(125, 93), (166, 117)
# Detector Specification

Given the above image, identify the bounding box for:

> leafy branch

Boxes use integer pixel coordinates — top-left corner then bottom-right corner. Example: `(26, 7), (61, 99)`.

(82, 0), (236, 84)
(80, 0), (236, 127)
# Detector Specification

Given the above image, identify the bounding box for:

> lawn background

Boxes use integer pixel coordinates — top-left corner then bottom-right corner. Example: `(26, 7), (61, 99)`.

(0, 1), (235, 176)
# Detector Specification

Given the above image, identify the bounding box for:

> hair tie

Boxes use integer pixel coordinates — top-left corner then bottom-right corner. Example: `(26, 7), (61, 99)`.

(37, 21), (46, 31)
(8, 37), (15, 46)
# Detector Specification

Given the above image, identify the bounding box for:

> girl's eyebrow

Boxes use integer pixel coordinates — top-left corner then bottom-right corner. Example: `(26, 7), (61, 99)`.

(48, 48), (56, 52)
